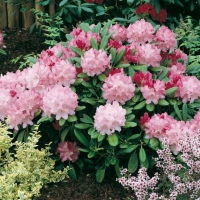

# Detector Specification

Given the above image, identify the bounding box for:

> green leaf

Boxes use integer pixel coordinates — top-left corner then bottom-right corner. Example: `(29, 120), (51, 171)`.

(130, 65), (147, 71)
(74, 128), (90, 146)
(70, 46), (83, 56)
(100, 36), (109, 50)
(115, 64), (130, 68)
(75, 106), (86, 111)
(139, 147), (146, 163)
(90, 38), (98, 50)
(82, 81), (93, 88)
(98, 74), (106, 81)
(114, 164), (122, 177)
(158, 68), (169, 80)
(17, 130), (25, 142)
(107, 133), (119, 146)
(88, 151), (95, 158)
(110, 47), (116, 63)
(122, 145), (138, 153)
(67, 115), (77, 122)
(28, 57), (37, 64)
(166, 87), (178, 97)
(133, 100), (146, 110)
(113, 49), (125, 66)
(96, 169), (105, 183)
(92, 22), (102, 33)
(182, 103), (188, 121)
(127, 0), (134, 6)
(114, 17), (128, 22)
(77, 73), (89, 78)
(140, 157), (149, 169)
(149, 138), (159, 149)
(37, 116), (50, 124)
(74, 123), (92, 129)
(60, 126), (71, 142)
(81, 114), (93, 124)
(81, 6), (94, 13)
(174, 104), (182, 120)
(59, 0), (68, 7)
(66, 34), (73, 41)
(78, 147), (90, 152)
(146, 103), (155, 112)
(123, 122), (137, 128)
(132, 94), (141, 103)
(158, 99), (169, 106)
(98, 134), (105, 142)
(79, 23), (91, 33)
(128, 151), (138, 173)
(0, 48), (7, 55)
(126, 114), (135, 122)
(59, 118), (66, 126)
(127, 133), (141, 141)
(68, 163), (77, 180)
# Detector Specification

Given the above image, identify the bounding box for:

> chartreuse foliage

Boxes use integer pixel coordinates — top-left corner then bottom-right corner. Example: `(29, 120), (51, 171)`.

(0, 123), (69, 200)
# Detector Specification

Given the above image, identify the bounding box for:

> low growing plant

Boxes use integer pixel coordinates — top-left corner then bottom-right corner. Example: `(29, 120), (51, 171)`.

(117, 130), (200, 199)
(0, 123), (69, 200)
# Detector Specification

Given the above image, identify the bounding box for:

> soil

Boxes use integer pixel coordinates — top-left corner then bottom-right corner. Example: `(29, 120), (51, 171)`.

(0, 29), (131, 200)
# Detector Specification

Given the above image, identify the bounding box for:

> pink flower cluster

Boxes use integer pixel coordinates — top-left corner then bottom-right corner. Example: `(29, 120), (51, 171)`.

(81, 49), (111, 76)
(94, 101), (126, 135)
(143, 111), (200, 154)
(0, 43), (78, 129)
(56, 141), (80, 162)
(133, 71), (166, 104)
(42, 85), (78, 120)
(102, 72), (135, 104)
(0, 32), (4, 48)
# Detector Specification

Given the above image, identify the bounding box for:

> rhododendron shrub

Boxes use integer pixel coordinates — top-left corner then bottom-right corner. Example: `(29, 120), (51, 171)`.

(1, 19), (200, 182)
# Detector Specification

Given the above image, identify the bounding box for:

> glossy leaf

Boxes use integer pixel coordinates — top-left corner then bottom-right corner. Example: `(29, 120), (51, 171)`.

(128, 151), (138, 173)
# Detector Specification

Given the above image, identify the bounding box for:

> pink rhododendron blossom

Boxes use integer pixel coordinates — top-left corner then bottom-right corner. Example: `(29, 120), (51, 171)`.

(57, 141), (80, 162)
(51, 60), (76, 86)
(81, 49), (111, 76)
(127, 19), (155, 44)
(108, 23), (127, 42)
(38, 49), (60, 67)
(42, 84), (78, 120)
(107, 39), (122, 50)
(7, 89), (42, 130)
(0, 88), (12, 120)
(136, 44), (161, 67)
(94, 101), (126, 135)
(169, 62), (186, 75)
(174, 48), (188, 67)
(50, 43), (75, 59)
(68, 31), (100, 51)
(0, 32), (4, 48)
(133, 71), (153, 87)
(140, 80), (166, 104)
(102, 72), (135, 104)
(154, 26), (177, 52)
(139, 112), (150, 128)
(175, 75), (200, 103)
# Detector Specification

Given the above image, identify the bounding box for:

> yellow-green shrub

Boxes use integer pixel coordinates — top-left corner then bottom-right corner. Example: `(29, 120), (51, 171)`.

(0, 123), (69, 200)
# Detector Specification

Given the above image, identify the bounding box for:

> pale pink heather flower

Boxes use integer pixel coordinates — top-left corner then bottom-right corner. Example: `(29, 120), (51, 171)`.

(140, 80), (166, 104)
(57, 141), (80, 162)
(108, 23), (127, 42)
(154, 26), (177, 52)
(127, 19), (155, 44)
(81, 49), (111, 76)
(102, 72), (135, 104)
(51, 60), (76, 86)
(175, 75), (200, 103)
(42, 84), (78, 120)
(94, 101), (126, 135)
(137, 44), (162, 67)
